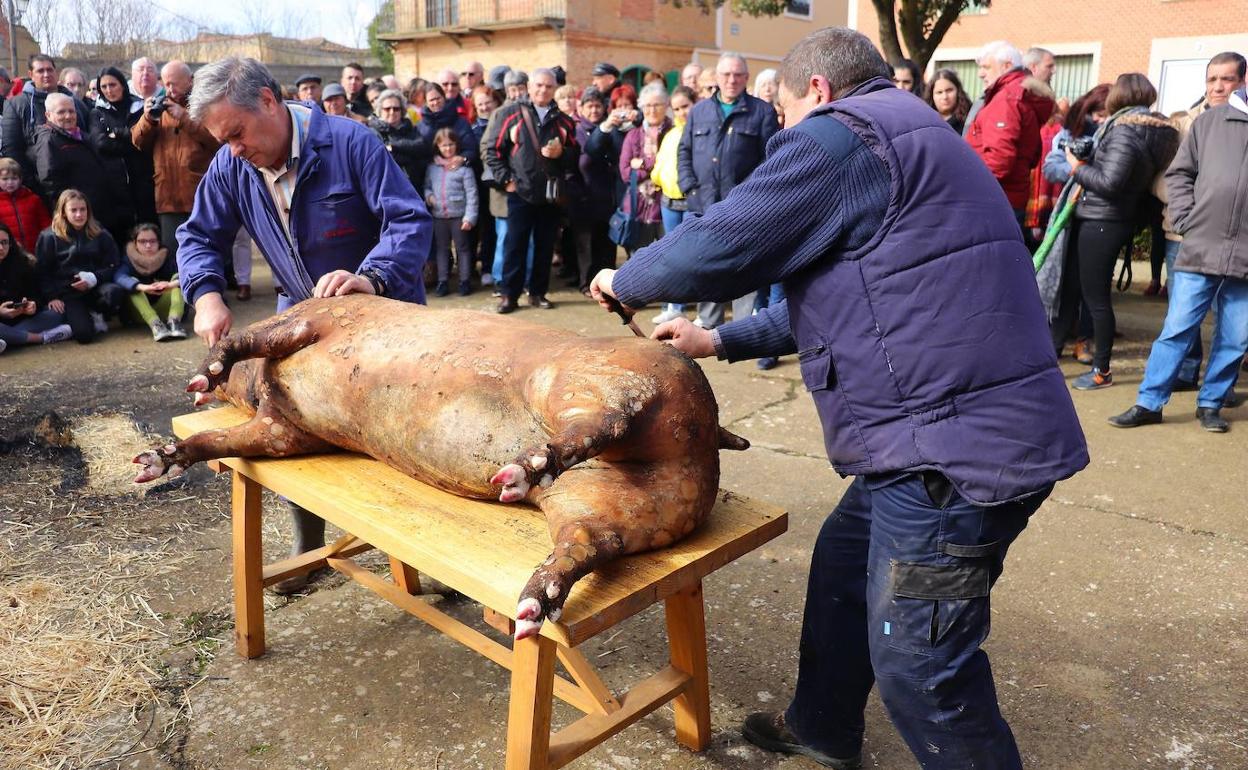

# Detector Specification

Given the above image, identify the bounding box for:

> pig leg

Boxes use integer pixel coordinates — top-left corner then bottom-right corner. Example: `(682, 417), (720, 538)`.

(187, 315), (319, 395)
(513, 462), (704, 639)
(133, 408), (332, 483)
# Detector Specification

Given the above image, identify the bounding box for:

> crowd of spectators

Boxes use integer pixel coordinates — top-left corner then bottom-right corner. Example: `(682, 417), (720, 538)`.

(2, 42), (1247, 420)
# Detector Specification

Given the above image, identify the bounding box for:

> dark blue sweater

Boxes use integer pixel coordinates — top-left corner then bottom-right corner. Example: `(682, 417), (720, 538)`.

(611, 114), (890, 361)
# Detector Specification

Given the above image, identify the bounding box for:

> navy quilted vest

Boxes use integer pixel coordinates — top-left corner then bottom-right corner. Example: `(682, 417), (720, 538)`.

(786, 80), (1089, 504)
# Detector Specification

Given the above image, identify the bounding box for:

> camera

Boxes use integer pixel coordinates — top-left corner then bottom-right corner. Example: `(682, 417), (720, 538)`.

(1062, 135), (1095, 161)
(148, 93), (167, 119)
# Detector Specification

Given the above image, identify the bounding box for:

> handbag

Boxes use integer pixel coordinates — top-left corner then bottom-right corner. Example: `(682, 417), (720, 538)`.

(609, 170), (641, 249)
(519, 105), (567, 205)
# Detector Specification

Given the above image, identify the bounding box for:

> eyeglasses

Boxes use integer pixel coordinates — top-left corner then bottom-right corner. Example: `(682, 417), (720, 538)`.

(460, 71), (479, 77)
(136, 238), (159, 245)
(0, 239), (11, 247)
(381, 106), (404, 112)
(440, 81), (457, 87)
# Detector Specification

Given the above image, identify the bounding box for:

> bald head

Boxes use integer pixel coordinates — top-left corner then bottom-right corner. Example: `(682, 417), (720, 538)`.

(162, 60), (193, 104)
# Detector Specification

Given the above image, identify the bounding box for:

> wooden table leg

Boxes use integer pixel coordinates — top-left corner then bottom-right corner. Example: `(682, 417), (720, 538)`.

(232, 471), (265, 659)
(665, 581), (712, 751)
(506, 634), (556, 770)
(389, 556), (421, 596)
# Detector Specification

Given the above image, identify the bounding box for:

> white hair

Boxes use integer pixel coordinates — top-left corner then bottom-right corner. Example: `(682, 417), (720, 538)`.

(531, 67), (557, 83)
(639, 82), (668, 105)
(717, 51), (749, 74)
(754, 68), (777, 92)
(44, 92), (73, 112)
(1023, 47), (1054, 69)
(131, 56), (155, 71)
(977, 41), (1022, 68)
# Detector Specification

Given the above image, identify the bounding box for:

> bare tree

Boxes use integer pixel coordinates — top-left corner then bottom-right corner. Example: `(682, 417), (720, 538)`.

(339, 0), (368, 49)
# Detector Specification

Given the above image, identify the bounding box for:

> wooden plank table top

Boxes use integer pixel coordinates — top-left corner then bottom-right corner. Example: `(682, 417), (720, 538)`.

(173, 406), (788, 647)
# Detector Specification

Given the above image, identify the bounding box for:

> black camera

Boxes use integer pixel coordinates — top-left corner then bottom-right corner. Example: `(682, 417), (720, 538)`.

(1063, 135), (1095, 161)
(148, 93), (167, 119)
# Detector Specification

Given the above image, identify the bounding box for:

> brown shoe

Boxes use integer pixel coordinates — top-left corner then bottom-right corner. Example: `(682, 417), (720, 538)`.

(236, 284), (251, 301)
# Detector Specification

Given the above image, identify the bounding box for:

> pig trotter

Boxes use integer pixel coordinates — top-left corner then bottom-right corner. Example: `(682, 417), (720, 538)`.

(492, 418), (630, 504)
(132, 443), (188, 483)
(513, 524), (623, 639)
(190, 318), (320, 394)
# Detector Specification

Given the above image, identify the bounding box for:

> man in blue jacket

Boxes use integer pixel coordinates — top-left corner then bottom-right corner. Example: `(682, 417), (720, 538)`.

(177, 56), (432, 587)
(677, 51), (779, 330)
(593, 28), (1087, 770)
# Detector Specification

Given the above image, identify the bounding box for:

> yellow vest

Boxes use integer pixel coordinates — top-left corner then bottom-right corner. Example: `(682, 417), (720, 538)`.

(650, 121), (685, 200)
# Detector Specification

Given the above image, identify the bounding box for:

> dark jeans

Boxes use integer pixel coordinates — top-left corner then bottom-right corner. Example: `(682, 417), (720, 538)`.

(476, 199), (496, 276)
(574, 219), (615, 291)
(786, 474), (1049, 769)
(1074, 218), (1135, 371)
(60, 283), (126, 343)
(432, 217), (474, 283)
(502, 193), (559, 300)
(158, 212), (190, 265)
(0, 309), (62, 346)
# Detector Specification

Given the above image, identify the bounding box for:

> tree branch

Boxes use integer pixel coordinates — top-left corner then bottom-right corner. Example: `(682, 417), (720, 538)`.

(870, 0), (904, 64)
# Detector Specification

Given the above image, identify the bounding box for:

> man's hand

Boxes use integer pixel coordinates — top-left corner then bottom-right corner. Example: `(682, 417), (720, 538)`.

(70, 278), (90, 292)
(313, 269), (375, 298)
(505, 180), (517, 193)
(589, 268), (621, 312)
(460, 220), (473, 232)
(49, 299), (65, 314)
(166, 102), (186, 121)
(194, 292), (232, 347)
(540, 139), (563, 160)
(652, 317), (716, 359)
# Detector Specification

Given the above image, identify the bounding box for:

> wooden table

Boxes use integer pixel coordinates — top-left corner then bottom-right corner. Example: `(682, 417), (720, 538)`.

(173, 406), (787, 769)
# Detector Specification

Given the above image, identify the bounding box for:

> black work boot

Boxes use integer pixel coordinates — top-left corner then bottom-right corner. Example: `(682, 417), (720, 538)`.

(742, 711), (862, 769)
(1107, 405), (1162, 428)
(1196, 407), (1229, 433)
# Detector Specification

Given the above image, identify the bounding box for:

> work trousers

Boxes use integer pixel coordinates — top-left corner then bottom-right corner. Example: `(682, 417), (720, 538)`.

(785, 473), (1050, 769)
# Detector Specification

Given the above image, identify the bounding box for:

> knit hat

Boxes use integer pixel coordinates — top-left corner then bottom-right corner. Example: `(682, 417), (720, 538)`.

(487, 65), (510, 91)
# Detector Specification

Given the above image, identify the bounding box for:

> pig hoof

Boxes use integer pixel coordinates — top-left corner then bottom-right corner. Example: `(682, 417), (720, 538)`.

(186, 374), (210, 393)
(491, 464), (531, 503)
(193, 392), (216, 407)
(132, 450), (169, 483)
(514, 598), (544, 639)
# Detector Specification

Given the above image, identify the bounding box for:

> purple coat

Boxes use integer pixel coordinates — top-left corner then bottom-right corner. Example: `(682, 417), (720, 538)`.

(618, 120), (670, 225)
(786, 81), (1088, 504)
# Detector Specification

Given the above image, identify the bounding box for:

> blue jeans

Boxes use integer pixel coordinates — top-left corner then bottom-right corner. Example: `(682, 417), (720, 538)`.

(785, 473), (1048, 769)
(492, 217), (534, 287)
(1137, 270), (1248, 411)
(660, 205), (687, 314)
(1164, 241), (1203, 383)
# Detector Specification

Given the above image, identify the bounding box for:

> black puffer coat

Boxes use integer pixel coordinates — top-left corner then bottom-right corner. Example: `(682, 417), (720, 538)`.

(33, 125), (132, 235)
(367, 116), (432, 192)
(1074, 109), (1180, 222)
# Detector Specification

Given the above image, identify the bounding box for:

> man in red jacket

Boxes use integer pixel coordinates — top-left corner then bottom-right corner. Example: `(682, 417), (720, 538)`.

(966, 40), (1055, 233)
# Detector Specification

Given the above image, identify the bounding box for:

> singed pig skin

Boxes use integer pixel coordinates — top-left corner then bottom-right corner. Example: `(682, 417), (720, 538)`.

(135, 295), (747, 637)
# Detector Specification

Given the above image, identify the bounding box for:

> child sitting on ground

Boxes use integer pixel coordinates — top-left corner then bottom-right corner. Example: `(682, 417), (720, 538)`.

(423, 127), (478, 297)
(0, 157), (50, 254)
(115, 223), (186, 341)
(0, 221), (71, 354)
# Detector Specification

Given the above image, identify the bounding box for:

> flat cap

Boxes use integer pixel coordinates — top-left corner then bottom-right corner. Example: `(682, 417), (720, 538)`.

(591, 62), (620, 77)
(295, 73), (322, 86)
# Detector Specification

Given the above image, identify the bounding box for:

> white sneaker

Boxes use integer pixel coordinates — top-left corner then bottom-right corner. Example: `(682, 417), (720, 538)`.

(91, 312), (108, 333)
(651, 308), (685, 325)
(0, 338), (7, 354)
(41, 324), (72, 344)
(480, 273), (494, 286)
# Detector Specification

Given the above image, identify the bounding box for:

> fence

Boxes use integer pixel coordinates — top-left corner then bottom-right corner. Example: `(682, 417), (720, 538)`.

(391, 0), (566, 32)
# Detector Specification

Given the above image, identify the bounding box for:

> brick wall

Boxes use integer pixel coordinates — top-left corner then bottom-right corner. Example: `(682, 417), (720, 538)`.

(855, 0), (1248, 84)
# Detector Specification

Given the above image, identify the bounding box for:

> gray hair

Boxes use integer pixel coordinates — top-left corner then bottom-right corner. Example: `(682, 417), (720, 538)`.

(44, 92), (73, 113)
(376, 88), (405, 108)
(778, 27), (891, 99)
(638, 82), (668, 106)
(131, 56), (155, 71)
(504, 69), (528, 87)
(531, 67), (557, 83)
(188, 56), (283, 122)
(682, 62), (703, 77)
(978, 41), (1022, 68)
(754, 68), (777, 92)
(1023, 47), (1054, 69)
(717, 51), (749, 74)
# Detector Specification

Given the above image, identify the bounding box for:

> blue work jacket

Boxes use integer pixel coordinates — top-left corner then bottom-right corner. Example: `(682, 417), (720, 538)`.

(676, 91), (779, 215)
(177, 103), (432, 307)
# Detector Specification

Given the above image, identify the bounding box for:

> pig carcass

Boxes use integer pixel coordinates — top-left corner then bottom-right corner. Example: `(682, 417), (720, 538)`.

(134, 295), (748, 638)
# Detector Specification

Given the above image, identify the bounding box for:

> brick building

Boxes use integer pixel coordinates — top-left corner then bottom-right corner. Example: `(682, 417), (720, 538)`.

(851, 0), (1248, 113)
(380, 0), (847, 88)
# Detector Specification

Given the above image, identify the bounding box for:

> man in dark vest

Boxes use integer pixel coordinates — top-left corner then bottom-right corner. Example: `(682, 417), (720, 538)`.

(591, 27), (1088, 770)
